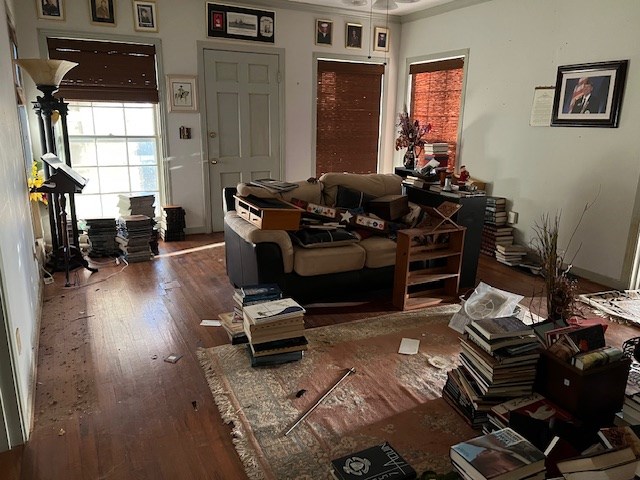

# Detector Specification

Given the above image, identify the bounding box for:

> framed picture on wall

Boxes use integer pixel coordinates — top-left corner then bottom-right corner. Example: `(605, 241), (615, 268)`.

(316, 19), (332, 46)
(373, 27), (389, 52)
(133, 1), (158, 32)
(551, 60), (628, 128)
(206, 3), (275, 43)
(37, 0), (65, 20)
(167, 75), (198, 113)
(346, 23), (362, 49)
(90, 0), (116, 25)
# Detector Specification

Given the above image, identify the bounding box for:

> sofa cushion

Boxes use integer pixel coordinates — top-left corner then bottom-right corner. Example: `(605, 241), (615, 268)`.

(358, 236), (398, 268)
(293, 243), (366, 276)
(289, 228), (359, 248)
(224, 211), (295, 273)
(236, 179), (323, 205)
(319, 172), (403, 207)
(334, 185), (376, 209)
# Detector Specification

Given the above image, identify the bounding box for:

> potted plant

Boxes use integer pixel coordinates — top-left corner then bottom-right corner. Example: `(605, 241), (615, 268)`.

(395, 108), (431, 170)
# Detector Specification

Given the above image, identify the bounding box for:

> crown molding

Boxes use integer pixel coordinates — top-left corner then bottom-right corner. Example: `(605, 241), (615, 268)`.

(400, 0), (493, 23)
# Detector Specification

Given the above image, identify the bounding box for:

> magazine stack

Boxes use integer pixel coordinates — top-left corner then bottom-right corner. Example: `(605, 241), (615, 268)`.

(116, 215), (154, 263)
(242, 297), (307, 367)
(159, 205), (186, 241)
(118, 194), (159, 255)
(84, 218), (118, 257)
(443, 316), (541, 430)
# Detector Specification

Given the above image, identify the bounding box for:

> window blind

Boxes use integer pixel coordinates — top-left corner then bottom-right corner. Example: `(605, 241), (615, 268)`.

(47, 37), (159, 103)
(410, 58), (464, 168)
(316, 60), (384, 176)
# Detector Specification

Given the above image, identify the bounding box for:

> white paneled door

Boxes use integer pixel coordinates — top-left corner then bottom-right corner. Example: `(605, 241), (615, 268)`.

(204, 49), (281, 231)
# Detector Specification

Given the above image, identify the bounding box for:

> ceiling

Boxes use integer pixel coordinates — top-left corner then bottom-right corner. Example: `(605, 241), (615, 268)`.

(284, 0), (461, 16)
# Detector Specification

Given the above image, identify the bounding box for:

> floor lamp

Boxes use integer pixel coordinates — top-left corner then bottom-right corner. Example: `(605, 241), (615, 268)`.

(16, 58), (94, 276)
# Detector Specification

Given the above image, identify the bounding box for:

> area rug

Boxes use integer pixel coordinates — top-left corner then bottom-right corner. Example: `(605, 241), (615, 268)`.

(579, 290), (640, 325)
(197, 304), (477, 480)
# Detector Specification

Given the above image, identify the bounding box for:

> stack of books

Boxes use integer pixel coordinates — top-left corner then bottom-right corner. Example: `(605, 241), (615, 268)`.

(484, 196), (508, 226)
(233, 283), (282, 323)
(423, 142), (449, 167)
(118, 194), (159, 255)
(620, 376), (640, 425)
(495, 244), (529, 266)
(242, 297), (307, 367)
(450, 427), (546, 480)
(84, 218), (118, 257)
(217, 312), (248, 345)
(116, 215), (154, 263)
(159, 205), (186, 241)
(443, 316), (541, 430)
(555, 443), (638, 480)
(480, 224), (514, 257)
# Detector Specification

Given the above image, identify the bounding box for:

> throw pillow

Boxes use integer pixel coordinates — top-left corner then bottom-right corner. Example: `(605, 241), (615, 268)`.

(334, 185), (376, 209)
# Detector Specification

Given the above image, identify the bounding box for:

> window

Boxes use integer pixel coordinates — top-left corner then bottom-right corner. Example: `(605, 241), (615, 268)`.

(409, 57), (464, 169)
(316, 60), (384, 176)
(65, 102), (161, 220)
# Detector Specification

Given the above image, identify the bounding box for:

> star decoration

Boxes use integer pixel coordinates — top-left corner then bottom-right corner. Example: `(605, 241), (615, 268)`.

(340, 210), (353, 223)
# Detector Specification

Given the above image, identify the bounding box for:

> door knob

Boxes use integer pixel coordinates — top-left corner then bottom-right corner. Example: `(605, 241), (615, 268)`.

(209, 131), (217, 138)
(210, 158), (218, 164)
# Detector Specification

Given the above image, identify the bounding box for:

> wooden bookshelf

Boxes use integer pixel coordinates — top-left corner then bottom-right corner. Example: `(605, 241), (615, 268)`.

(393, 226), (466, 310)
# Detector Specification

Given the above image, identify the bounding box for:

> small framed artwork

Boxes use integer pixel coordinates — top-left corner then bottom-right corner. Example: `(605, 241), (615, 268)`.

(133, 1), (158, 32)
(374, 27), (389, 52)
(90, 0), (116, 26)
(167, 75), (198, 113)
(551, 60), (628, 128)
(346, 23), (362, 49)
(316, 19), (332, 46)
(37, 0), (65, 21)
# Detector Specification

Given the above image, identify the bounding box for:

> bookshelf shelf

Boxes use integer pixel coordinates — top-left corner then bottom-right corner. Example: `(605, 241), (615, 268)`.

(393, 226), (466, 310)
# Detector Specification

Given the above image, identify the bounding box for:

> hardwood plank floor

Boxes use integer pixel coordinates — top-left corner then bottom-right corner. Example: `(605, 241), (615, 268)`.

(2, 233), (638, 479)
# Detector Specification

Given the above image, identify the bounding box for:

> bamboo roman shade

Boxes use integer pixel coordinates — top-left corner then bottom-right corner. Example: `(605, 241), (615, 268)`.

(316, 60), (384, 176)
(410, 58), (464, 168)
(47, 37), (159, 102)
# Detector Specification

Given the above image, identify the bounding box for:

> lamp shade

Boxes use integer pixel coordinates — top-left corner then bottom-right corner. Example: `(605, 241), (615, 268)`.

(372, 0), (398, 10)
(15, 59), (78, 87)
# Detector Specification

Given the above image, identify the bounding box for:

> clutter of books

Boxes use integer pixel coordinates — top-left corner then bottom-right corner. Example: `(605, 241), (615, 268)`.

(481, 196), (528, 266)
(84, 218), (119, 257)
(220, 284), (307, 367)
(442, 291), (640, 480)
(159, 205), (186, 241)
(116, 194), (158, 262)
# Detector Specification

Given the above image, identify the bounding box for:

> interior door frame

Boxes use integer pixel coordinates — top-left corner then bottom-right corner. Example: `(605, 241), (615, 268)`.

(197, 41), (286, 234)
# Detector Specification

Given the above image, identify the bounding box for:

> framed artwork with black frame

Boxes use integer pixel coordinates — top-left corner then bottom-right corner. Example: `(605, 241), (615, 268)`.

(316, 19), (332, 46)
(90, 0), (116, 26)
(551, 60), (628, 128)
(206, 3), (274, 43)
(37, 0), (65, 21)
(346, 23), (362, 49)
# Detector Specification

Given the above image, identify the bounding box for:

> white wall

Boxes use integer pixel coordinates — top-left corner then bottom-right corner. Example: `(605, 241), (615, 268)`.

(0, 0), (42, 442)
(14, 0), (401, 234)
(399, 0), (640, 287)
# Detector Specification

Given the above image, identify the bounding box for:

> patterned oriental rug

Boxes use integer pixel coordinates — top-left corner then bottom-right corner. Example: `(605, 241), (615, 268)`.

(197, 304), (476, 480)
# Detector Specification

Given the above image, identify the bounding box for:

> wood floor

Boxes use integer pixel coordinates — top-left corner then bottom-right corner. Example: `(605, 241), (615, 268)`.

(1, 233), (638, 480)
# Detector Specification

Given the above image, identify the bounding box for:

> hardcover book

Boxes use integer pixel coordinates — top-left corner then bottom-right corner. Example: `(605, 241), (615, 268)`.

(330, 442), (417, 480)
(243, 298), (306, 324)
(472, 316), (534, 340)
(571, 346), (624, 370)
(450, 427), (545, 480)
(556, 445), (636, 474)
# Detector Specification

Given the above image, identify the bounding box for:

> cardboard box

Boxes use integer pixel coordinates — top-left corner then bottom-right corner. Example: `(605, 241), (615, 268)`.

(535, 348), (630, 425)
(234, 195), (303, 230)
(366, 194), (410, 221)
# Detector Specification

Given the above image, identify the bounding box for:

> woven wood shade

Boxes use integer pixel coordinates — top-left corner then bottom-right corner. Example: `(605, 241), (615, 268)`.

(410, 58), (464, 168)
(47, 37), (158, 103)
(316, 61), (384, 176)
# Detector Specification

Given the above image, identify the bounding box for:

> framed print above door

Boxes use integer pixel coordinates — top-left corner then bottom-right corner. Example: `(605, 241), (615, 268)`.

(37, 0), (65, 21)
(90, 0), (115, 26)
(133, 1), (158, 32)
(551, 60), (628, 128)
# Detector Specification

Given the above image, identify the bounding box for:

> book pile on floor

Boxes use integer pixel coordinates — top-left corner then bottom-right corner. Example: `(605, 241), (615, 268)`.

(450, 427), (546, 480)
(443, 316), (541, 430)
(330, 442), (416, 480)
(84, 218), (119, 257)
(233, 283), (282, 322)
(495, 243), (529, 267)
(484, 196), (507, 226)
(619, 371), (640, 425)
(159, 205), (186, 241)
(118, 194), (159, 255)
(116, 215), (154, 263)
(481, 197), (512, 257)
(554, 437), (638, 480)
(243, 297), (307, 367)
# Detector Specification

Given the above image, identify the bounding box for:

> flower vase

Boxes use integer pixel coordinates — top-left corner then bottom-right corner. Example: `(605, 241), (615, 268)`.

(403, 144), (415, 170)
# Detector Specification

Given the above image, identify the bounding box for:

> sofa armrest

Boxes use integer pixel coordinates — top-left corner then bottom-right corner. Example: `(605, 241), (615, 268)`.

(224, 211), (294, 273)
